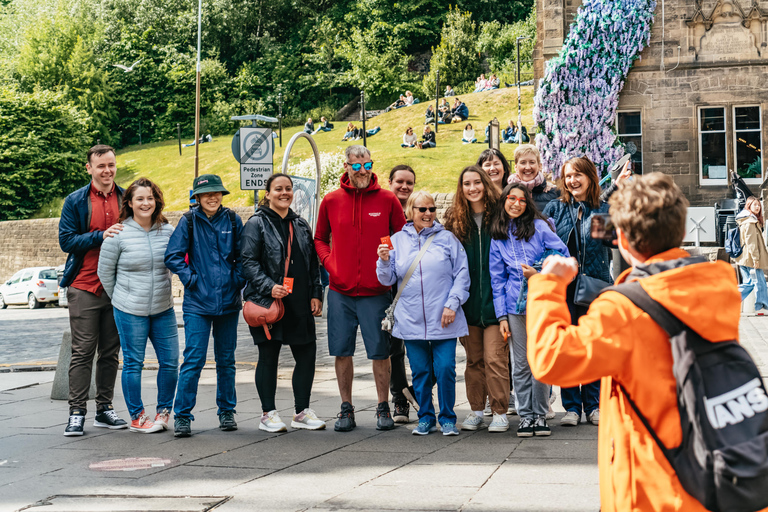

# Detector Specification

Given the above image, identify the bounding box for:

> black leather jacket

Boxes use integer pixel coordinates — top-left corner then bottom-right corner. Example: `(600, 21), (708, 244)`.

(241, 207), (322, 308)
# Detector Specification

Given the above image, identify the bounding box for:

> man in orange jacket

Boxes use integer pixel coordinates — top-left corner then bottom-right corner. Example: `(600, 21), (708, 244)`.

(526, 173), (747, 511)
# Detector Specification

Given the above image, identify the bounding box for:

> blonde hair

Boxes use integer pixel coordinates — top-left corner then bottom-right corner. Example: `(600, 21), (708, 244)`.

(514, 144), (540, 165)
(405, 191), (435, 221)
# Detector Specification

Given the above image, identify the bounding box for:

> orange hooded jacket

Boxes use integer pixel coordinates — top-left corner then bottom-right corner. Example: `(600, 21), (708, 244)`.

(525, 248), (763, 511)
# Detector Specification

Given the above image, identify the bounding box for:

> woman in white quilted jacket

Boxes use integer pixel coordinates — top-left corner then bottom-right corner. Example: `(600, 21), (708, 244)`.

(97, 178), (177, 434)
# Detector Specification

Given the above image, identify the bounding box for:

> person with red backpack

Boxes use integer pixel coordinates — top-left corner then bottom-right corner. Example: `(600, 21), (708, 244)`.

(527, 173), (768, 511)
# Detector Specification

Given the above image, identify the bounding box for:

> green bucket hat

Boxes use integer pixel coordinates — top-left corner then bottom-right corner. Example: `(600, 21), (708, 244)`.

(192, 174), (230, 196)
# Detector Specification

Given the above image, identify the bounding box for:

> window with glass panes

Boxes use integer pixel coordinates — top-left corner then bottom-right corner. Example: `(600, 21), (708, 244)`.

(699, 107), (728, 183)
(734, 106), (762, 182)
(617, 112), (643, 174)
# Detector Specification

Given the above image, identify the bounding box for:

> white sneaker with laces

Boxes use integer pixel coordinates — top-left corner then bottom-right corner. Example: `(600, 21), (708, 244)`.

(461, 412), (484, 430)
(561, 411), (580, 426)
(588, 409), (600, 426)
(260, 410), (287, 432)
(291, 408), (326, 430)
(488, 413), (509, 432)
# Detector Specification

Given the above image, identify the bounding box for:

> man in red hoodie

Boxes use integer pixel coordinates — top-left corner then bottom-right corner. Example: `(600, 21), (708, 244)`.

(315, 145), (407, 431)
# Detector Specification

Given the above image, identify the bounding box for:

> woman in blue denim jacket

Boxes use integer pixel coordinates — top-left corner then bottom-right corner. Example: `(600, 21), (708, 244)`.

(542, 156), (630, 427)
(489, 183), (568, 437)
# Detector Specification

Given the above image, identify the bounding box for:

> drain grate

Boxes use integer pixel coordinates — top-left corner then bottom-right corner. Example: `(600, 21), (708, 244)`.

(18, 494), (231, 511)
(89, 457), (176, 472)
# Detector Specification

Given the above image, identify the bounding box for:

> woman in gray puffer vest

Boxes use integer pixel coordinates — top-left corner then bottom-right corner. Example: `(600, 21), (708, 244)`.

(98, 178), (177, 434)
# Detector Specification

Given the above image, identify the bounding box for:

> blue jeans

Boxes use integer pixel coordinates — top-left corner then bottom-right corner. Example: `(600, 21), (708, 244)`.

(739, 266), (768, 308)
(113, 307), (179, 420)
(174, 311), (239, 420)
(404, 339), (457, 426)
(561, 382), (600, 416)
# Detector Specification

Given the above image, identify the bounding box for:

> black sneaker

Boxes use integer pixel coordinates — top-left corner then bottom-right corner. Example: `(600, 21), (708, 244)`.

(174, 417), (192, 437)
(219, 411), (238, 431)
(94, 405), (128, 430)
(64, 411), (85, 437)
(393, 401), (410, 424)
(517, 417), (534, 437)
(534, 417), (551, 437)
(334, 402), (356, 432)
(376, 401), (395, 431)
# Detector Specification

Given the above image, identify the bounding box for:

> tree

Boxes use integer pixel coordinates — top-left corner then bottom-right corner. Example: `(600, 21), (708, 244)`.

(422, 7), (482, 97)
(477, 6), (536, 80)
(0, 87), (92, 220)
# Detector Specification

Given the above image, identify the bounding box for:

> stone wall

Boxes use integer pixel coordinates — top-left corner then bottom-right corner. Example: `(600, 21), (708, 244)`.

(0, 193), (456, 297)
(534, 0), (768, 206)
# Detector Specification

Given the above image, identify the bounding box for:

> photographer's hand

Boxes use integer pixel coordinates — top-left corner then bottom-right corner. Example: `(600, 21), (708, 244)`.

(541, 256), (579, 281)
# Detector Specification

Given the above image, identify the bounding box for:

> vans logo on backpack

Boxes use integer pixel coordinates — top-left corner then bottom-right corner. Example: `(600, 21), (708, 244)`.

(705, 378), (768, 429)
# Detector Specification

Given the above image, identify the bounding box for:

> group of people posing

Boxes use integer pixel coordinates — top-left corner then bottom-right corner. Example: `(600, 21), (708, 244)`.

(425, 98), (469, 126)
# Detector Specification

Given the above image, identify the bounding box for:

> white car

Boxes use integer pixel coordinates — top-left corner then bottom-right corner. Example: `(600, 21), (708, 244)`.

(0, 267), (60, 309)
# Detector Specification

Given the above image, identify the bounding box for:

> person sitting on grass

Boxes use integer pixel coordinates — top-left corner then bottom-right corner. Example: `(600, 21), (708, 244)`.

(405, 91), (415, 106)
(425, 105), (435, 125)
(438, 99), (451, 124)
(473, 74), (487, 93)
(402, 127), (418, 148)
(386, 95), (406, 112)
(451, 99), (469, 123)
(313, 117), (334, 134)
(445, 85), (455, 97)
(462, 124), (477, 144)
(303, 118), (314, 134)
(485, 74), (500, 91)
(503, 120), (518, 144)
(342, 123), (362, 141)
(417, 125), (436, 149)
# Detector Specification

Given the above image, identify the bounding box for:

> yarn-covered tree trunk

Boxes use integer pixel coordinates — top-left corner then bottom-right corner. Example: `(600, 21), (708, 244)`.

(533, 0), (656, 178)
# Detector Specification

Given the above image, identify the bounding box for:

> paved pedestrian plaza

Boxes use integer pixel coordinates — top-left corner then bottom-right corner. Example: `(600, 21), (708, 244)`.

(0, 307), (766, 512)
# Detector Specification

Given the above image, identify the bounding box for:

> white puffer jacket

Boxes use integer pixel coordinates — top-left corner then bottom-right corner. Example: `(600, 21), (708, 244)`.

(97, 217), (175, 316)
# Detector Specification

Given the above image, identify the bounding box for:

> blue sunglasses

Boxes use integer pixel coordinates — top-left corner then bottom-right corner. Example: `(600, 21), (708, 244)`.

(347, 161), (374, 172)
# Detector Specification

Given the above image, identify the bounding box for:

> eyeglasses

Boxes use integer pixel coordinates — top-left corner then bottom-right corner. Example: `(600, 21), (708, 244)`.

(346, 161), (374, 172)
(506, 196), (527, 205)
(414, 206), (437, 213)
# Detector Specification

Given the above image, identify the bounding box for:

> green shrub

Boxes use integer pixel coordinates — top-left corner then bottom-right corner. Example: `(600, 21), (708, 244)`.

(0, 87), (92, 220)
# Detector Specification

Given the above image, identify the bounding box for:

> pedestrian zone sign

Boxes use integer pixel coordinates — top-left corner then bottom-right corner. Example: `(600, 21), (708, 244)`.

(239, 127), (273, 190)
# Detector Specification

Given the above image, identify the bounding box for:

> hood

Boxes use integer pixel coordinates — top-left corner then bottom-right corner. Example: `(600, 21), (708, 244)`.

(339, 172), (381, 193)
(736, 210), (757, 225)
(617, 248), (740, 342)
(403, 221), (445, 238)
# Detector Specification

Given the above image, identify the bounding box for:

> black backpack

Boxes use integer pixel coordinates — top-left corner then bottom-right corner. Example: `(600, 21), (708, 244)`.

(605, 270), (768, 512)
(184, 208), (239, 265)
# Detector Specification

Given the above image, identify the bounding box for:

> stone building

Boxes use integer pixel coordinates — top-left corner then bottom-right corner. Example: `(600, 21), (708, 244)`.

(535, 0), (768, 206)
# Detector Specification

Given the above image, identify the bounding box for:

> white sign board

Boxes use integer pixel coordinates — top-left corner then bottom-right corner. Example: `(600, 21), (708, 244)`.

(683, 206), (717, 245)
(239, 127), (273, 190)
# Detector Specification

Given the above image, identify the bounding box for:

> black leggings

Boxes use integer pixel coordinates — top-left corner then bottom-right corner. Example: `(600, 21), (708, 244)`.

(255, 339), (316, 414)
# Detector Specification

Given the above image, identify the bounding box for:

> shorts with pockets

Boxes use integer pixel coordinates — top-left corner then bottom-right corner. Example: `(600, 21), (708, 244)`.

(327, 290), (390, 360)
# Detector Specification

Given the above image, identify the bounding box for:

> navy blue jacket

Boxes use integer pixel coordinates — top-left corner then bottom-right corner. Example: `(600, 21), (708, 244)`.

(544, 199), (612, 282)
(452, 103), (469, 120)
(164, 206), (245, 316)
(59, 183), (125, 288)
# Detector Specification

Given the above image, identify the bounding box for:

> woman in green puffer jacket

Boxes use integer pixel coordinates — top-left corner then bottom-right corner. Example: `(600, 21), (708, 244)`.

(444, 165), (511, 433)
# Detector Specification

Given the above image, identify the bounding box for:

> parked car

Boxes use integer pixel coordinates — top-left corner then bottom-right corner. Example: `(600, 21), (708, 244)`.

(0, 267), (60, 309)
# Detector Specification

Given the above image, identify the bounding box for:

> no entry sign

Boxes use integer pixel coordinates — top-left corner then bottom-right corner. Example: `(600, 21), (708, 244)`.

(236, 127), (274, 190)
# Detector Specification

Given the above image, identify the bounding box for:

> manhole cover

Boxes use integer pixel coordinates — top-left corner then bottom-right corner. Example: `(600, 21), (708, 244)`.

(89, 457), (176, 472)
(18, 495), (231, 511)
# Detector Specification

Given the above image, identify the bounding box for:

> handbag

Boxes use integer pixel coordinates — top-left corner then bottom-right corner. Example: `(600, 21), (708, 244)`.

(381, 233), (437, 333)
(568, 203), (610, 307)
(243, 222), (293, 340)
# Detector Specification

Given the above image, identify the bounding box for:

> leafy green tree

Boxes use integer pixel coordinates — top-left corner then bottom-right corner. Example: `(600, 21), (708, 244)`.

(457, 0), (534, 25)
(0, 87), (92, 220)
(477, 6), (536, 81)
(422, 7), (482, 98)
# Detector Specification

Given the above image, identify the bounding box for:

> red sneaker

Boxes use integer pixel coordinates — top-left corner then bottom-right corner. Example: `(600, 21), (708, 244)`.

(154, 410), (170, 430)
(130, 411), (164, 434)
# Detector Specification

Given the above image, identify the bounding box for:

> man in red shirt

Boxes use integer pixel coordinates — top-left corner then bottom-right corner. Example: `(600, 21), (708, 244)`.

(314, 146), (407, 431)
(58, 145), (128, 436)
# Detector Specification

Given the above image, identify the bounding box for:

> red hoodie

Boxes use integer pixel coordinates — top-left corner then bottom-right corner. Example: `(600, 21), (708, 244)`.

(314, 173), (406, 296)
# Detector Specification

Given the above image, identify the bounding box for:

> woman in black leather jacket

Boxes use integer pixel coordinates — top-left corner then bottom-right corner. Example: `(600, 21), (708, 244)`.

(241, 173), (324, 432)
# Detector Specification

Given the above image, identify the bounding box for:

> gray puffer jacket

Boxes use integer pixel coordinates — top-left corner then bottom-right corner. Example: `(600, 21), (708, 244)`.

(97, 217), (175, 316)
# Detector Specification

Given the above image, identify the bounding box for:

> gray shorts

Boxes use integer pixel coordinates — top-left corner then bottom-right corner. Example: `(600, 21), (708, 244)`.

(327, 290), (390, 360)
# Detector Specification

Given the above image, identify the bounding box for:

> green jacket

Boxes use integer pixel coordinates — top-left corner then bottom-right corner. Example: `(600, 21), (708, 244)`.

(460, 218), (498, 327)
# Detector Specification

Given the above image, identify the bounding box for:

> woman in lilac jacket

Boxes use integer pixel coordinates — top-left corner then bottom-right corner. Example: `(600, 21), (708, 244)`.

(377, 191), (470, 436)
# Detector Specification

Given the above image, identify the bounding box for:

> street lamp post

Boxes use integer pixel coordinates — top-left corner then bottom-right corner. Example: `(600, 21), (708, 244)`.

(277, 93), (283, 147)
(361, 91), (367, 147)
(177, 123), (182, 156)
(516, 36), (530, 131)
(193, 0), (202, 178)
(435, 70), (440, 133)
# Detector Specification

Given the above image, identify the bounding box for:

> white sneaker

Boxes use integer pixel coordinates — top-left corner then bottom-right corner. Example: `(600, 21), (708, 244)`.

(560, 411), (580, 426)
(488, 413), (509, 433)
(461, 412), (484, 431)
(588, 409), (600, 426)
(291, 408), (326, 430)
(259, 410), (287, 432)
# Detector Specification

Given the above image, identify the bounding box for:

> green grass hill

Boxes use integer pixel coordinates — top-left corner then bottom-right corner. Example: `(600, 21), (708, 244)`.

(114, 86), (535, 212)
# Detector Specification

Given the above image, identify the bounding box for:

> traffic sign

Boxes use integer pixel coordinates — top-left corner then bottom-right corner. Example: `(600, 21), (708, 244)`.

(236, 127), (273, 190)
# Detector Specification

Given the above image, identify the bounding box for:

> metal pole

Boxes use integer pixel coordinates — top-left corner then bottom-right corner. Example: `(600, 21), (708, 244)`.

(138, 120), (142, 146)
(435, 70), (440, 133)
(277, 93), (283, 148)
(361, 91), (367, 147)
(516, 36), (529, 130)
(193, 0), (202, 178)
(177, 123), (182, 156)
